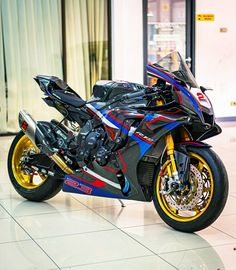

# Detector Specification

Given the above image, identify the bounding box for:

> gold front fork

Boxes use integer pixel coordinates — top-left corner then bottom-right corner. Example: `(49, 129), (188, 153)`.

(165, 133), (178, 179)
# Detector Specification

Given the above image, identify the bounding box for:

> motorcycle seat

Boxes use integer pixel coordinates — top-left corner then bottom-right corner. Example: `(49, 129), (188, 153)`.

(52, 89), (86, 108)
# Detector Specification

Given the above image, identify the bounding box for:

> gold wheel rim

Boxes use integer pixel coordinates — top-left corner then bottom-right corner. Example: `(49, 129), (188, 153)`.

(12, 135), (47, 189)
(157, 152), (214, 222)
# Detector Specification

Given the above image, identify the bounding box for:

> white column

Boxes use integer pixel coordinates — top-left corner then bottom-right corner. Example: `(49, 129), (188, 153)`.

(111, 0), (144, 84)
(196, 0), (236, 117)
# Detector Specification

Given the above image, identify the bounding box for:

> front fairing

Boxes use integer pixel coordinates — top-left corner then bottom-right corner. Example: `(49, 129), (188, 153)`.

(146, 52), (214, 124)
(147, 63), (205, 123)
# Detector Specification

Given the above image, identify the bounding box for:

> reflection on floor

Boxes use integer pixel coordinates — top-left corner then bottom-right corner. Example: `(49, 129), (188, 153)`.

(0, 122), (236, 269)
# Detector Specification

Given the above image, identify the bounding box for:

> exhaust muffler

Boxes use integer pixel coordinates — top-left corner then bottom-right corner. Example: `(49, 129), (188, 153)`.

(19, 110), (73, 174)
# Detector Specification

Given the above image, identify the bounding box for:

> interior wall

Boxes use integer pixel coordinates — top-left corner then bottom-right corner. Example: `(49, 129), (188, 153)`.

(196, 0), (236, 118)
(111, 0), (144, 84)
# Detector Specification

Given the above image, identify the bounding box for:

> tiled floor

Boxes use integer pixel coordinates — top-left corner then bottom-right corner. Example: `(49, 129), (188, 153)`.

(0, 123), (236, 269)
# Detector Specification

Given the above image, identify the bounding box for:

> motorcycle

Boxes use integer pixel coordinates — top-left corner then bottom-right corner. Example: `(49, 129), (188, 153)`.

(8, 51), (228, 232)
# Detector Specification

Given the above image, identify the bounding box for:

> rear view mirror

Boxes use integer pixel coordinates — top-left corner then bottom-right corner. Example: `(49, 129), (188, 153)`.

(200, 86), (213, 92)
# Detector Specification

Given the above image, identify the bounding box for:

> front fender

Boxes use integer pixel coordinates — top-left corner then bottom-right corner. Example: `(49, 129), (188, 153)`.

(176, 141), (212, 149)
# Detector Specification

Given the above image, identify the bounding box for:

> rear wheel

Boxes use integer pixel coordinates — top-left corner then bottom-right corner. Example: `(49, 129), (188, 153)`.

(153, 147), (228, 232)
(8, 131), (63, 202)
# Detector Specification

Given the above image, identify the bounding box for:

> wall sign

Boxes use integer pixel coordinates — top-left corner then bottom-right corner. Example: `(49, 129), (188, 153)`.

(197, 14), (215, 21)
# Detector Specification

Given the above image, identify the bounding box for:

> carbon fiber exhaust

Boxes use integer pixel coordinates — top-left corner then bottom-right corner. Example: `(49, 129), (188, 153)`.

(19, 110), (73, 174)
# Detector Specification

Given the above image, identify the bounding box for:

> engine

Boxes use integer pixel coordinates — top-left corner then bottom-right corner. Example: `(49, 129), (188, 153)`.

(76, 121), (110, 166)
(44, 120), (111, 168)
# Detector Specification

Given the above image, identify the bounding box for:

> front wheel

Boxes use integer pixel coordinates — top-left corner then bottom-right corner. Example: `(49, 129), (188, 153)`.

(8, 131), (64, 202)
(153, 147), (228, 232)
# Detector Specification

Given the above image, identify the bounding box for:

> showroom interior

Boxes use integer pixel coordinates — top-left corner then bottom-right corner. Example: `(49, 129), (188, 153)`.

(0, 0), (236, 269)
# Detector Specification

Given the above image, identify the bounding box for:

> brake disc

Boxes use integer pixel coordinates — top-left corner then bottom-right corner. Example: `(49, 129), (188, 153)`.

(164, 164), (204, 211)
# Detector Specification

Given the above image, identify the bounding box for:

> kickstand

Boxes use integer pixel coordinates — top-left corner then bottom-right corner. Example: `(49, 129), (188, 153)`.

(118, 199), (125, 207)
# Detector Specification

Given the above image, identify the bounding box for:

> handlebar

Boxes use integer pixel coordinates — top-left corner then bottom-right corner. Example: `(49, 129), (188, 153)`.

(123, 87), (161, 100)
(123, 89), (146, 100)
(130, 100), (178, 111)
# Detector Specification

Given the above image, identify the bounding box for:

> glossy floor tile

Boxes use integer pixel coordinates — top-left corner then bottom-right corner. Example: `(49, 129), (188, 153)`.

(71, 193), (138, 209)
(61, 255), (176, 270)
(0, 204), (10, 219)
(0, 240), (57, 270)
(160, 243), (236, 270)
(122, 224), (236, 254)
(94, 202), (163, 228)
(16, 209), (115, 239)
(37, 230), (152, 268)
(212, 214), (236, 238)
(1, 123), (236, 269)
(0, 192), (86, 217)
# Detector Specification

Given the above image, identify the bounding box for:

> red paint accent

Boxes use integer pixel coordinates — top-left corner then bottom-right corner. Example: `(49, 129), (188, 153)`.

(118, 110), (145, 119)
(65, 179), (79, 188)
(108, 112), (130, 130)
(149, 64), (173, 78)
(85, 106), (100, 120)
(102, 166), (118, 173)
(174, 87), (183, 105)
(104, 125), (115, 140)
(118, 150), (127, 172)
(65, 178), (93, 194)
(108, 112), (153, 144)
(158, 109), (182, 115)
(177, 142), (204, 146)
(197, 92), (206, 102)
(93, 160), (118, 173)
(148, 65), (174, 85)
(147, 116), (174, 125)
(71, 173), (106, 188)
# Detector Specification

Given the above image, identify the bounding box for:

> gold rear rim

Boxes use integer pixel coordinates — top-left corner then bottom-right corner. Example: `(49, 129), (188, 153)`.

(12, 135), (47, 189)
(157, 152), (214, 222)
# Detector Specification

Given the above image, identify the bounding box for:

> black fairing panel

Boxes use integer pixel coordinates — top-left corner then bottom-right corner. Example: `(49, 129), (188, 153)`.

(92, 80), (147, 101)
(35, 75), (85, 108)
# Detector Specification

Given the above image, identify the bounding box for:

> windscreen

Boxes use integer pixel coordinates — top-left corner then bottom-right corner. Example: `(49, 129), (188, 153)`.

(153, 51), (199, 88)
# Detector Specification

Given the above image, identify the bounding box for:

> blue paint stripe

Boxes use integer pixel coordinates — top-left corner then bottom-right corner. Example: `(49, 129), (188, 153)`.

(164, 121), (181, 130)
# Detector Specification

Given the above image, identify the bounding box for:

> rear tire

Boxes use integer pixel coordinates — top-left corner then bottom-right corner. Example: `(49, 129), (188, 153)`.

(8, 131), (64, 202)
(153, 147), (228, 232)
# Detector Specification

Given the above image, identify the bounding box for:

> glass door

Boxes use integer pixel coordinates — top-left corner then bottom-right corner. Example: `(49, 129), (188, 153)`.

(145, 0), (195, 83)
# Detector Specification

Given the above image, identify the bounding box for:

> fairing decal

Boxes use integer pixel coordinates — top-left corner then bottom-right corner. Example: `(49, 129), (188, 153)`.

(86, 104), (118, 129)
(65, 174), (106, 188)
(146, 64), (204, 122)
(63, 175), (123, 199)
(82, 166), (121, 189)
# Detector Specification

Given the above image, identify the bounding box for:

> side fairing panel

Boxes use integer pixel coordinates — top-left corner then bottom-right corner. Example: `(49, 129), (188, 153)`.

(65, 104), (189, 202)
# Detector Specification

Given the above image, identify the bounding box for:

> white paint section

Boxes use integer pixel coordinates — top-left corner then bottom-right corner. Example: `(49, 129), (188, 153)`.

(191, 88), (212, 110)
(86, 104), (119, 129)
(83, 167), (121, 189)
(111, 0), (144, 84)
(196, 1), (236, 117)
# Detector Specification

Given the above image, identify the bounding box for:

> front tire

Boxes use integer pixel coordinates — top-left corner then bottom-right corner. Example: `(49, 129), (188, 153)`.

(153, 147), (228, 232)
(8, 131), (64, 202)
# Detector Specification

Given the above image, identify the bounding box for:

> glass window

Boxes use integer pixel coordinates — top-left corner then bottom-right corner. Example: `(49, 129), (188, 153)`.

(148, 0), (186, 64)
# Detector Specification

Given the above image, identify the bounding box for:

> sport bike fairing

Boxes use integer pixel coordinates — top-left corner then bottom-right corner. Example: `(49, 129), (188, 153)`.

(63, 101), (189, 201)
